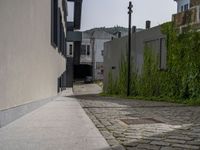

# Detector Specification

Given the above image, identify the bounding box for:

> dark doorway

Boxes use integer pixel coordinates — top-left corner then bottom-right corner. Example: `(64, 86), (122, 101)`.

(74, 64), (92, 80)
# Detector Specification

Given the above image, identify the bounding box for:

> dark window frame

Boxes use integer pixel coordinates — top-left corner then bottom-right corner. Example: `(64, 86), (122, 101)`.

(184, 4), (189, 11)
(181, 5), (184, 12)
(87, 45), (90, 55)
(69, 44), (73, 55)
(64, 38), (67, 58)
(101, 50), (104, 56)
(61, 26), (65, 55)
(51, 0), (58, 48)
(58, 9), (62, 53)
(81, 45), (86, 55)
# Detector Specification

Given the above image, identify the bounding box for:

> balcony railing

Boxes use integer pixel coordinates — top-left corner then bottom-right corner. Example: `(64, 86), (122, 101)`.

(172, 6), (200, 27)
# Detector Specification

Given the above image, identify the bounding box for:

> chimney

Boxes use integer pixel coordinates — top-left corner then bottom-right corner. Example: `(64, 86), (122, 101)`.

(118, 32), (121, 38)
(132, 26), (136, 33)
(146, 20), (151, 29)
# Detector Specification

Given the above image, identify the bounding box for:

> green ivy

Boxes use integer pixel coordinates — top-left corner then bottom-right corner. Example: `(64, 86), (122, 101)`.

(105, 22), (200, 103)
(106, 71), (118, 95)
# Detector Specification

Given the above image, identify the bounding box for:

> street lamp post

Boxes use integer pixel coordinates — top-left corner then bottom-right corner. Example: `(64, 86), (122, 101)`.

(127, 1), (133, 96)
(90, 31), (95, 81)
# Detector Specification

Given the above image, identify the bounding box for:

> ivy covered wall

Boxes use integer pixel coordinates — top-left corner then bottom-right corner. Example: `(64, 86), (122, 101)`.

(105, 22), (200, 102)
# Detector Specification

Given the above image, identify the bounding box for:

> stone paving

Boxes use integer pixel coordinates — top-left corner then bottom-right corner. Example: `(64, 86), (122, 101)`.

(75, 94), (200, 150)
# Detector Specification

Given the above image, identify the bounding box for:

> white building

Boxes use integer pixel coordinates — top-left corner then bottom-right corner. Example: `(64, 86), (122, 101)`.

(81, 29), (122, 80)
(81, 32), (92, 65)
(175, 0), (190, 12)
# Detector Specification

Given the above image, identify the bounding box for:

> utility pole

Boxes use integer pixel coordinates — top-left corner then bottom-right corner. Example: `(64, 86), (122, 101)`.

(90, 32), (95, 81)
(127, 1), (133, 96)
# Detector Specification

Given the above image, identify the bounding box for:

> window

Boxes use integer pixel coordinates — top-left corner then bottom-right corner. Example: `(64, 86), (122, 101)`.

(111, 66), (116, 70)
(81, 45), (86, 55)
(101, 69), (104, 74)
(101, 50), (104, 56)
(64, 38), (67, 57)
(87, 45), (90, 55)
(181, 5), (184, 12)
(51, 0), (58, 48)
(69, 44), (73, 55)
(58, 9), (61, 53)
(67, 2), (74, 22)
(60, 24), (64, 54)
(57, 7), (67, 57)
(60, 25), (64, 54)
(184, 4), (189, 11)
(81, 45), (90, 55)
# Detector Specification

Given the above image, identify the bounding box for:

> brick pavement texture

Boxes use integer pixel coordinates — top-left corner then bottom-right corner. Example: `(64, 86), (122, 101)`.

(75, 95), (200, 150)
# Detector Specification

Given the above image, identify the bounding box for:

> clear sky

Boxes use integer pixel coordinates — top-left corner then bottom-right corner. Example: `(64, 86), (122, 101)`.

(70, 0), (177, 31)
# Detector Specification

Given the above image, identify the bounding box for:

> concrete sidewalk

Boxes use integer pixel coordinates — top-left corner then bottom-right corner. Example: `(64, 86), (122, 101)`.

(0, 96), (111, 150)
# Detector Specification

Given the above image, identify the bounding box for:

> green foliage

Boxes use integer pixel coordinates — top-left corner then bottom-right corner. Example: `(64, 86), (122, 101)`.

(105, 22), (200, 104)
(162, 22), (200, 99)
(137, 46), (161, 97)
(106, 71), (118, 95)
(117, 56), (128, 96)
(105, 55), (128, 96)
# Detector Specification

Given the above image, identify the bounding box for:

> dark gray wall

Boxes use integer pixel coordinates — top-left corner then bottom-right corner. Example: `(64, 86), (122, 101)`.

(66, 57), (74, 87)
(73, 41), (81, 65)
(103, 25), (167, 90)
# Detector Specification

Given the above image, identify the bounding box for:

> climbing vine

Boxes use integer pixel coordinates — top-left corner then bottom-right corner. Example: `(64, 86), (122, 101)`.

(105, 22), (200, 103)
(161, 22), (200, 99)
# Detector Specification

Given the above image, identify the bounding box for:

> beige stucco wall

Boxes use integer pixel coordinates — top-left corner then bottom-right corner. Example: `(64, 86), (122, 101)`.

(0, 0), (66, 110)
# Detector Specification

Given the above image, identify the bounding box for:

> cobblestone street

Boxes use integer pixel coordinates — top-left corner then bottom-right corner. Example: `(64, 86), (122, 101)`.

(74, 93), (200, 150)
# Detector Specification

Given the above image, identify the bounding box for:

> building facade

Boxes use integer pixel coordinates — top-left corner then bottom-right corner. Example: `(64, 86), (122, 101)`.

(173, 0), (200, 32)
(81, 30), (118, 80)
(0, 0), (82, 127)
(103, 26), (167, 91)
(175, 0), (190, 12)
(80, 28), (126, 80)
(65, 0), (83, 86)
